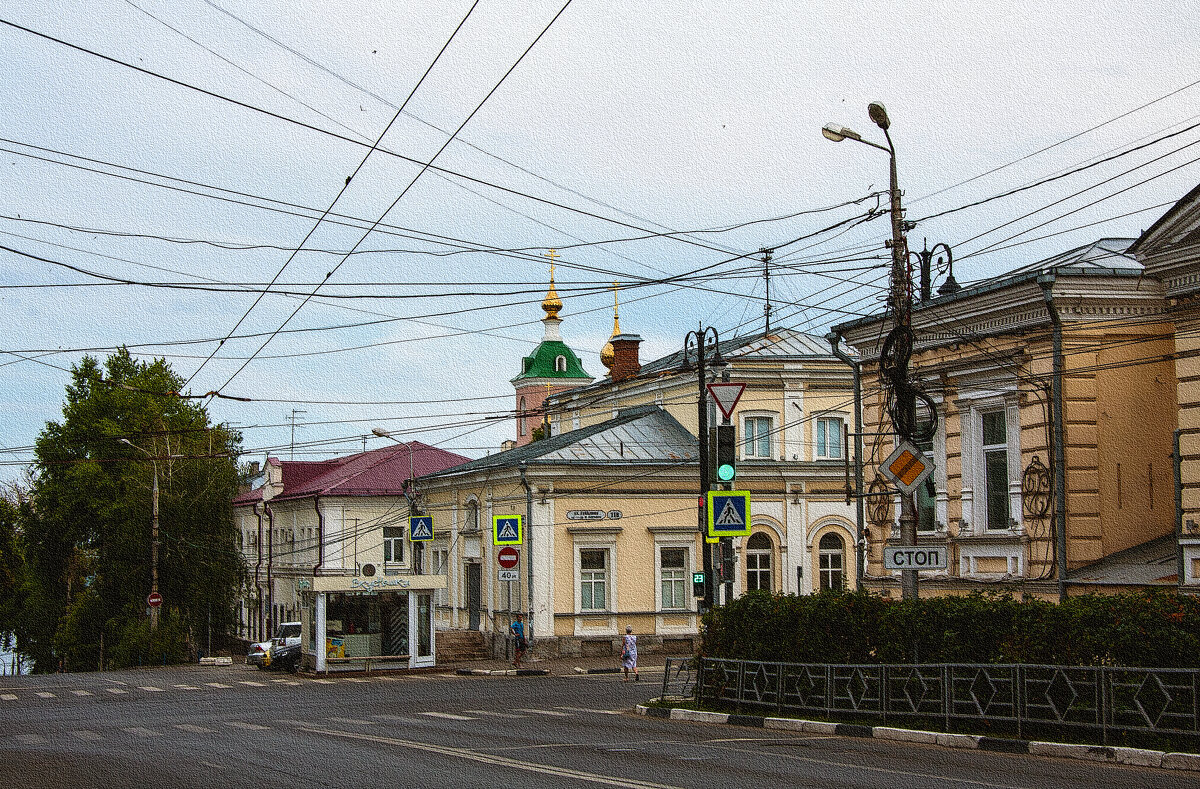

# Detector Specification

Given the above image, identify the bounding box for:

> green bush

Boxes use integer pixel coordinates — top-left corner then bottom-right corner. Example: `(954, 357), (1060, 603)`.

(700, 589), (1200, 667)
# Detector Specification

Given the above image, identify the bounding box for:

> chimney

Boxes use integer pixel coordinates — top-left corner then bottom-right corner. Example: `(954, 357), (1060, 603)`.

(610, 334), (642, 382)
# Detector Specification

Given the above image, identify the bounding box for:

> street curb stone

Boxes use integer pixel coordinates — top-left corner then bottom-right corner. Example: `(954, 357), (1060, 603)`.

(454, 667), (550, 676)
(634, 705), (1199, 772)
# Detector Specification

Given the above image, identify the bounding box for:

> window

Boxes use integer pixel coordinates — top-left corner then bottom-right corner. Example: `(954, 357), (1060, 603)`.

(982, 411), (1010, 530)
(816, 417), (843, 459)
(660, 548), (687, 610)
(383, 527), (404, 563)
(818, 533), (845, 590)
(555, 355), (567, 372)
(743, 416), (773, 458)
(745, 532), (773, 591)
(465, 501), (479, 532)
(916, 418), (936, 532)
(519, 396), (527, 436)
(433, 549), (449, 606)
(580, 549), (608, 611)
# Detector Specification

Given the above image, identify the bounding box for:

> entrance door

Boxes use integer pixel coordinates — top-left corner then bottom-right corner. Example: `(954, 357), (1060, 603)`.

(467, 562), (481, 631)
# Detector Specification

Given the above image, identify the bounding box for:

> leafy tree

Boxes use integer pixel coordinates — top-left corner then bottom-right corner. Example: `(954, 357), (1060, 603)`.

(23, 349), (244, 671)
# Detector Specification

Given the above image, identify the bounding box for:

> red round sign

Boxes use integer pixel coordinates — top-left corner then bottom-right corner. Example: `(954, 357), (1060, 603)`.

(147, 592), (163, 608)
(497, 546), (520, 569)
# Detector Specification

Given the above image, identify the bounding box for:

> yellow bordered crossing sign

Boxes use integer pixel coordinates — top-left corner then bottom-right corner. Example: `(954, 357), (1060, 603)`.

(492, 514), (523, 545)
(706, 490), (751, 537)
(879, 440), (934, 495)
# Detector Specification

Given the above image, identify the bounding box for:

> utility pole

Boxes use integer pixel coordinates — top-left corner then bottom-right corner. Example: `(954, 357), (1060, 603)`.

(120, 438), (162, 629)
(761, 248), (774, 333)
(288, 409), (307, 460)
(684, 325), (722, 610)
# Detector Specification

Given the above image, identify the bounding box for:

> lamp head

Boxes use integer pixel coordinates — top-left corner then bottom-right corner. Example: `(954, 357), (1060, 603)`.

(118, 438), (133, 446)
(822, 123), (862, 143)
(370, 427), (390, 438)
(867, 102), (890, 130)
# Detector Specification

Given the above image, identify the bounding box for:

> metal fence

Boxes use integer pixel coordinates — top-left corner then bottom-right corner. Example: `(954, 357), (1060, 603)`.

(663, 657), (1200, 745)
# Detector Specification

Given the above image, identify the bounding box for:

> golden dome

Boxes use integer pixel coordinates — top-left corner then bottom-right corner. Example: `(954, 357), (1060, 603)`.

(542, 250), (563, 319)
(601, 281), (620, 369)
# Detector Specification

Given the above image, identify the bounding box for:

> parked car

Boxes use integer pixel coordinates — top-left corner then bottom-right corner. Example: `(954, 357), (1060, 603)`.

(265, 639), (302, 672)
(248, 622), (301, 669)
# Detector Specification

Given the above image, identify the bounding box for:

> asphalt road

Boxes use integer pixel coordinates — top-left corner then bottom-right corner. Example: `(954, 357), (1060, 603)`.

(0, 662), (1191, 788)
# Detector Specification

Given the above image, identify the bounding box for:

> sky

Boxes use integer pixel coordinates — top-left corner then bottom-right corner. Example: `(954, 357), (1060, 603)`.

(1, 0), (1198, 480)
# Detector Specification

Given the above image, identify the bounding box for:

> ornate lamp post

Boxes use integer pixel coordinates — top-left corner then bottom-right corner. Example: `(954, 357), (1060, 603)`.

(682, 324), (723, 610)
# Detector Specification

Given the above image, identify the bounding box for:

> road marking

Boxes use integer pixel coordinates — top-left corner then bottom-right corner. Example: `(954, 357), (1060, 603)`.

(270, 679), (301, 685)
(302, 727), (684, 789)
(71, 730), (103, 741)
(138, 686), (164, 692)
(173, 684), (200, 690)
(328, 716), (374, 726)
(122, 727), (160, 737)
(464, 709), (526, 719)
(516, 708), (570, 717)
(36, 691), (55, 698)
(175, 724), (215, 734)
(370, 714), (424, 724)
(228, 721), (270, 730)
(310, 679), (336, 684)
(71, 690), (93, 696)
(237, 681), (266, 687)
(417, 711), (476, 721)
(374, 676), (404, 681)
(15, 733), (47, 745)
(342, 677), (369, 683)
(106, 688), (128, 694)
(556, 706), (622, 715)
(1, 693), (17, 701)
(205, 683), (233, 688)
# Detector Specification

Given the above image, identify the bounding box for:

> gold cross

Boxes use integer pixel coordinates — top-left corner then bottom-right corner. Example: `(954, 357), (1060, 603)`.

(545, 249), (559, 280)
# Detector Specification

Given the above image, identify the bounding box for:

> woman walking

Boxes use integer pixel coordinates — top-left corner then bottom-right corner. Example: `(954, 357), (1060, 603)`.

(621, 625), (638, 681)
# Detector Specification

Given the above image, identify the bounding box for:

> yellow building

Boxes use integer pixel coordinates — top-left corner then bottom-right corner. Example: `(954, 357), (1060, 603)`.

(833, 236), (1180, 599)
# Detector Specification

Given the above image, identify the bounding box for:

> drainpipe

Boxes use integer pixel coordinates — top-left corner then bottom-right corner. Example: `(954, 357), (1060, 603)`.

(253, 501), (264, 640)
(1038, 274), (1069, 602)
(1174, 430), (1184, 588)
(519, 462), (534, 642)
(826, 331), (866, 587)
(265, 503), (275, 635)
(312, 495), (324, 576)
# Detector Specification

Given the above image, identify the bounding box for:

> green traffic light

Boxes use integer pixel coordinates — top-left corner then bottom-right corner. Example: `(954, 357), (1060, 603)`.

(717, 463), (736, 481)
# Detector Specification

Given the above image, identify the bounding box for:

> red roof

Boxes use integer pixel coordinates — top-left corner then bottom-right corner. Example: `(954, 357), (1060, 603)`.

(233, 442), (470, 504)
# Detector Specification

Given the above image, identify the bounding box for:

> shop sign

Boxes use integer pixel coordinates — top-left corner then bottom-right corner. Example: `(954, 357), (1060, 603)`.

(349, 576), (412, 593)
(567, 510), (605, 521)
(296, 579), (312, 591)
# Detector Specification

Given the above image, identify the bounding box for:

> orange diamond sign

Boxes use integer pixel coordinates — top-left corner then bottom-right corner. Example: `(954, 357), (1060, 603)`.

(879, 440), (934, 494)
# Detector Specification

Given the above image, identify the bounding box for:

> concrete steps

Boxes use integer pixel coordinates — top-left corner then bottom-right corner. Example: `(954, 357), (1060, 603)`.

(437, 629), (489, 661)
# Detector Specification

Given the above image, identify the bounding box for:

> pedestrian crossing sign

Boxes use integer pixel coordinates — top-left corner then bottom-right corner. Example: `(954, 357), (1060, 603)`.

(492, 514), (523, 545)
(706, 490), (751, 537)
(410, 516), (434, 541)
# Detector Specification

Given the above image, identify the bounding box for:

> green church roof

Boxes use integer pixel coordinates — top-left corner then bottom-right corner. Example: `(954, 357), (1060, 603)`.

(512, 340), (591, 381)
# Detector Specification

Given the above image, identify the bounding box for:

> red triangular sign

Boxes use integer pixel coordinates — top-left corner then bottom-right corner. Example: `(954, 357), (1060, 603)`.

(707, 382), (746, 420)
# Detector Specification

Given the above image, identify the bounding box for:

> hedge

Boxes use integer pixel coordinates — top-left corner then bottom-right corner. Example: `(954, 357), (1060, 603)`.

(700, 589), (1200, 667)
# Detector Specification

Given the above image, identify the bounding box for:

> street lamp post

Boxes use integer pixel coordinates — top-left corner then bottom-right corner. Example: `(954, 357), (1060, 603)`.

(824, 102), (920, 601)
(682, 324), (722, 611)
(119, 438), (161, 629)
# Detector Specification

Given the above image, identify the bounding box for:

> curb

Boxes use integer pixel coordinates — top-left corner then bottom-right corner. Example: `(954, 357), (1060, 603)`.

(455, 668), (550, 676)
(634, 705), (1200, 772)
(574, 667), (622, 674)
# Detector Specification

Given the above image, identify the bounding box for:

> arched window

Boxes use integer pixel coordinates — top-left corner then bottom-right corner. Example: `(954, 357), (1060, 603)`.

(819, 532), (846, 591)
(465, 501), (479, 532)
(745, 532), (773, 591)
(555, 355), (567, 372)
(519, 396), (527, 436)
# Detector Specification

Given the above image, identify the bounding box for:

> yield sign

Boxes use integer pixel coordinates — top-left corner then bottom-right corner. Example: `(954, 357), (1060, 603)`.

(706, 382), (746, 420)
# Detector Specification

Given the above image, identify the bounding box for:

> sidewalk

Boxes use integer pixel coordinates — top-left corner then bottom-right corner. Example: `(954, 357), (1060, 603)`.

(438, 651), (672, 678)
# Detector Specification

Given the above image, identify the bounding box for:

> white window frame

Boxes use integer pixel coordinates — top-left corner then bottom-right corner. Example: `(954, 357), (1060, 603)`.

(815, 415), (845, 460)
(383, 526), (405, 564)
(578, 547), (610, 612)
(741, 411), (777, 460)
(555, 355), (567, 372)
(744, 532), (774, 592)
(818, 532), (846, 590)
(657, 546), (689, 611)
(959, 395), (1022, 535)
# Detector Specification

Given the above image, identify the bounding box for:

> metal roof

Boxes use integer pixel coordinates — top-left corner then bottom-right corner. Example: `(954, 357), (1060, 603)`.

(421, 405), (696, 478)
(1003, 238), (1139, 275)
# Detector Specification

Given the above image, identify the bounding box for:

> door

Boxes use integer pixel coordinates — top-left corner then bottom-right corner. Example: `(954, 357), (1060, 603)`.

(467, 562), (481, 631)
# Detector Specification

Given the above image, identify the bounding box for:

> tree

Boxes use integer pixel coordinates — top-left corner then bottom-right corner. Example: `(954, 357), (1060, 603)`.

(23, 349), (244, 671)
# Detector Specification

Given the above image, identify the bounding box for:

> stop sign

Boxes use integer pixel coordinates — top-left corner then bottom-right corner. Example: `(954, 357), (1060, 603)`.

(497, 546), (519, 569)
(147, 592), (163, 608)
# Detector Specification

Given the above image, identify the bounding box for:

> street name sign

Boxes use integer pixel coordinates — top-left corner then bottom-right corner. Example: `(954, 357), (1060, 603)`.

(492, 515), (523, 545)
(706, 382), (746, 420)
(706, 490), (751, 537)
(883, 546), (948, 571)
(497, 546), (520, 569)
(409, 516), (434, 541)
(497, 569), (519, 582)
(879, 440), (934, 495)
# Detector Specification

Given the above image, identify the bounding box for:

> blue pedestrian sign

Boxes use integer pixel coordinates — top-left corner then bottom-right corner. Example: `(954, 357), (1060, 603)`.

(410, 516), (434, 542)
(492, 514), (523, 545)
(706, 490), (751, 537)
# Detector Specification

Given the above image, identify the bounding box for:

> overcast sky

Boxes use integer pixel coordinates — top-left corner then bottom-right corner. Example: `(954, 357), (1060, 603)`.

(2, 0), (1198, 480)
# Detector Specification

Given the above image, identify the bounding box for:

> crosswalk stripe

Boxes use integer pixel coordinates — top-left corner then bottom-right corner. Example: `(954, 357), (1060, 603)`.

(138, 686), (164, 692)
(310, 679), (336, 684)
(175, 724), (215, 734)
(556, 706), (623, 715)
(418, 711), (476, 721)
(516, 708), (570, 717)
(71, 690), (93, 696)
(237, 681), (266, 687)
(465, 709), (526, 718)
(2, 693), (17, 701)
(328, 716), (374, 726)
(36, 692), (55, 698)
(15, 733), (47, 745)
(228, 721), (269, 730)
(106, 688), (128, 694)
(342, 678), (369, 683)
(71, 730), (102, 741)
(122, 727), (160, 737)
(205, 683), (233, 688)
(173, 684), (201, 690)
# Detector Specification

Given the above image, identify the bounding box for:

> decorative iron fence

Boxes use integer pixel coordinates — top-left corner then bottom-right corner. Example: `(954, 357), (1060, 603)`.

(669, 657), (1200, 745)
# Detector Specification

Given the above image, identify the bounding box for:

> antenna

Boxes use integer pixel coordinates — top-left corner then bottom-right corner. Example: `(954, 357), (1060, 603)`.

(287, 409), (307, 459)
(760, 248), (774, 332)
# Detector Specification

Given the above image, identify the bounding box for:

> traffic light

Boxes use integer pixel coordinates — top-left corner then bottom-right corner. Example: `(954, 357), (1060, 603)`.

(718, 539), (736, 584)
(715, 424), (736, 482)
(692, 571), (706, 598)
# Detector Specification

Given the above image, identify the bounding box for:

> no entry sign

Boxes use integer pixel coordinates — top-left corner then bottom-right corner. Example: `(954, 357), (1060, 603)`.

(497, 546), (520, 569)
(147, 592), (163, 608)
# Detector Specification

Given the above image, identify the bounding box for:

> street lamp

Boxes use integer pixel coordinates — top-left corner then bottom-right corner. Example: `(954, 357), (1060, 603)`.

(372, 427), (416, 489)
(823, 102), (920, 601)
(119, 438), (162, 630)
(682, 324), (723, 611)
